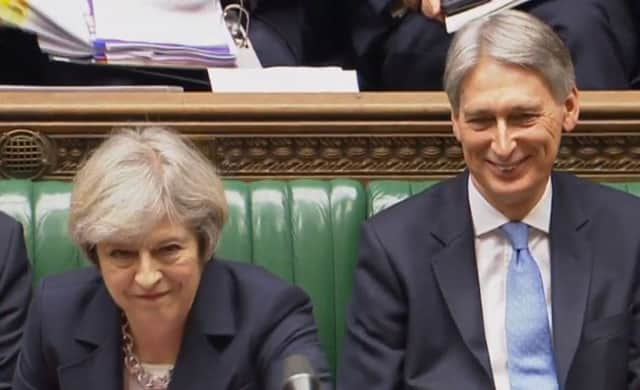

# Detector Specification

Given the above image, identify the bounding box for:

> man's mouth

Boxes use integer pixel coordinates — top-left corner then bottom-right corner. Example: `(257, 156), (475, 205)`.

(488, 157), (528, 173)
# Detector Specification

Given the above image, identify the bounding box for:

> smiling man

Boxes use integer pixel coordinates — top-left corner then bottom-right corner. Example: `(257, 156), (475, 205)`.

(339, 10), (640, 390)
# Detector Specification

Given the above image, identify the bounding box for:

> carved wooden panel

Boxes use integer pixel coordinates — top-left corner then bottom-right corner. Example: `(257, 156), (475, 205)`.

(1, 91), (639, 180)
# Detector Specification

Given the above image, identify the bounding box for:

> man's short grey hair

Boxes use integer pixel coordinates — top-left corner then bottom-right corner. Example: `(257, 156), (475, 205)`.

(444, 9), (575, 114)
(69, 127), (228, 264)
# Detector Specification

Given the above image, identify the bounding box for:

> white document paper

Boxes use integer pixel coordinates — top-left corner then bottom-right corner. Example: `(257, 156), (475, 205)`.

(445, 0), (533, 33)
(92, 0), (232, 48)
(28, 0), (92, 44)
(207, 67), (360, 93)
(0, 0), (92, 56)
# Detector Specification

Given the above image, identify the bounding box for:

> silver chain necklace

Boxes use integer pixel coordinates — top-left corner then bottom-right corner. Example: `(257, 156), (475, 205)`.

(122, 315), (173, 390)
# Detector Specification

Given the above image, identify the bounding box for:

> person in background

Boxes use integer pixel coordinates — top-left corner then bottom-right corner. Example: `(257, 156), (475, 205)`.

(0, 212), (32, 389)
(340, 10), (640, 389)
(240, 0), (305, 67)
(350, 0), (638, 90)
(13, 127), (331, 390)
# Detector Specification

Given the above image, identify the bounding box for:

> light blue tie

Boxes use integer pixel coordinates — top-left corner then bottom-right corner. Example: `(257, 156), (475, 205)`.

(501, 222), (558, 390)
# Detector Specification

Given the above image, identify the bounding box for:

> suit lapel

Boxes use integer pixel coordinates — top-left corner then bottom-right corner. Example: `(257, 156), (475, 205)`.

(549, 173), (592, 388)
(430, 173), (494, 382)
(169, 260), (237, 389)
(58, 283), (123, 390)
(429, 172), (592, 387)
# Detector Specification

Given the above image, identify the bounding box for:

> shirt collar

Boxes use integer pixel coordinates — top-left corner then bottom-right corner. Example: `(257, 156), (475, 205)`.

(468, 176), (552, 237)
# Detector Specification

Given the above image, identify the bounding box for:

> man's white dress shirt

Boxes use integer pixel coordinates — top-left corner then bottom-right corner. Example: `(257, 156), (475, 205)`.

(468, 177), (553, 390)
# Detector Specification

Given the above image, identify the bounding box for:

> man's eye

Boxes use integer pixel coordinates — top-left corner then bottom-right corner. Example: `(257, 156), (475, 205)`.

(467, 118), (492, 128)
(511, 113), (537, 125)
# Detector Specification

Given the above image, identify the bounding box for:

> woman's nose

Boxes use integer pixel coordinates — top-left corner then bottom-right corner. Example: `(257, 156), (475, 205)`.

(134, 254), (162, 289)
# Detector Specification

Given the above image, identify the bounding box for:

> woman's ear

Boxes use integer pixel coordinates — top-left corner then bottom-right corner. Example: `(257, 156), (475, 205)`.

(88, 245), (100, 268)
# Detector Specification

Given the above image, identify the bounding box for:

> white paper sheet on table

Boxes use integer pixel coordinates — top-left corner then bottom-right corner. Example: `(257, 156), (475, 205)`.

(208, 67), (359, 92)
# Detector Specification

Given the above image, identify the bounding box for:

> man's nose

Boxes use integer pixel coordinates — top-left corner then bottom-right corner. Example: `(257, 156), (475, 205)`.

(491, 119), (516, 158)
(134, 253), (162, 289)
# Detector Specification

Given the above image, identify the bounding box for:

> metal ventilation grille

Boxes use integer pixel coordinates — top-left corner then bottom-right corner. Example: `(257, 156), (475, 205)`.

(0, 129), (52, 179)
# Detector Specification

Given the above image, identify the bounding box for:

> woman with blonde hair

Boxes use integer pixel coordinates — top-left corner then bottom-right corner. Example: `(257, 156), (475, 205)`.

(13, 127), (331, 390)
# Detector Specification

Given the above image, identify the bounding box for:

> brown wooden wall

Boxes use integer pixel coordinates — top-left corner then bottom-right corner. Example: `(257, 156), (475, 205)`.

(1, 91), (639, 180)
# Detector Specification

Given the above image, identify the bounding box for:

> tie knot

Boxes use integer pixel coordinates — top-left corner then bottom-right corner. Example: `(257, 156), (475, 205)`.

(501, 222), (529, 250)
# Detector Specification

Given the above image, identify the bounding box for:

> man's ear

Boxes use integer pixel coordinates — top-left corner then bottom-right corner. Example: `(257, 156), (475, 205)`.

(562, 86), (580, 133)
(451, 110), (462, 142)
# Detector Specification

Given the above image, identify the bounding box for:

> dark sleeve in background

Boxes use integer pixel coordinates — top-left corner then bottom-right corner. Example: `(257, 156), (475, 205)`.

(0, 27), (46, 85)
(303, 0), (352, 68)
(245, 0), (352, 68)
(631, 0), (640, 88)
(0, 214), (32, 390)
(249, 0), (304, 66)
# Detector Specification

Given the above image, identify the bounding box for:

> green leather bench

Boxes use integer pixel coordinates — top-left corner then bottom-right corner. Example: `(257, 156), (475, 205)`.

(1, 178), (639, 375)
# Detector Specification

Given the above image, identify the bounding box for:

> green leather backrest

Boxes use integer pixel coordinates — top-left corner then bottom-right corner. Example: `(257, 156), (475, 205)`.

(0, 180), (87, 282)
(216, 180), (366, 374)
(367, 180), (440, 216)
(600, 182), (640, 197)
(0, 178), (637, 375)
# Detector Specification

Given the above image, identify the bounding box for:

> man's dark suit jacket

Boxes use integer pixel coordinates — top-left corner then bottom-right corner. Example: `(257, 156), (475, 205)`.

(0, 212), (32, 390)
(339, 172), (640, 389)
(13, 259), (332, 390)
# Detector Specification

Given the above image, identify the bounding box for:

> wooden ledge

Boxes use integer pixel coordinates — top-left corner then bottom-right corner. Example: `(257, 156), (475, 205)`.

(0, 91), (639, 180)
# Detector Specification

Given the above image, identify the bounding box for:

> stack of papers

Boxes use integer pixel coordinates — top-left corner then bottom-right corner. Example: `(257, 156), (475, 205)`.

(91, 0), (236, 67)
(0, 0), (237, 67)
(444, 0), (533, 33)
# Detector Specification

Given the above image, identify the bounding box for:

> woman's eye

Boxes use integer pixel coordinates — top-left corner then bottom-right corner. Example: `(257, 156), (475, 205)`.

(110, 249), (135, 259)
(159, 244), (181, 255)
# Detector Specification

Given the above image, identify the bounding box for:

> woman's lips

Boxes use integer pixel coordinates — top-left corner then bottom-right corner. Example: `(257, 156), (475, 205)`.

(135, 291), (169, 301)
